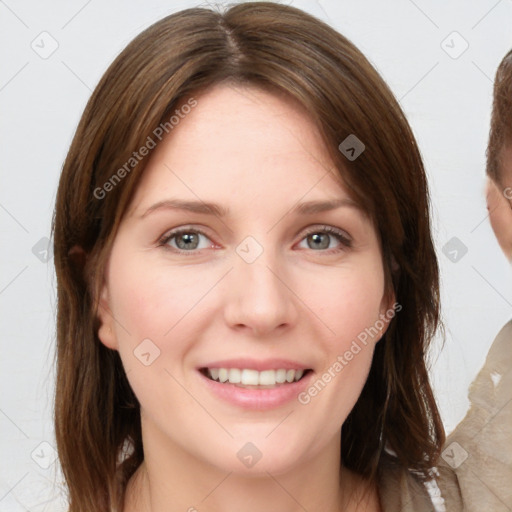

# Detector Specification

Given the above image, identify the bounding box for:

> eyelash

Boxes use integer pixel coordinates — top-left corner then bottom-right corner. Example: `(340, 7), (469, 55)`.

(157, 225), (352, 256)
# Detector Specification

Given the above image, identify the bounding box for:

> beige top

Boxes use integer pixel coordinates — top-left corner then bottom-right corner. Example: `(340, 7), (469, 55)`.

(378, 319), (512, 511)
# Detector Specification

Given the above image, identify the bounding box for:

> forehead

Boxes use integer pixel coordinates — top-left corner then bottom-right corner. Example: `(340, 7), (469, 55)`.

(127, 83), (352, 216)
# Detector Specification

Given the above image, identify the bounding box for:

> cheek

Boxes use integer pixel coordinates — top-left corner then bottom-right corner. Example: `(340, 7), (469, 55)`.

(296, 261), (386, 417)
(488, 200), (512, 258)
(106, 256), (206, 416)
(108, 251), (206, 342)
(105, 249), (216, 396)
(307, 260), (386, 345)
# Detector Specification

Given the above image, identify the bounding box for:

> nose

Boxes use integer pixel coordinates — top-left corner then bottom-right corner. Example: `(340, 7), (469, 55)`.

(222, 248), (300, 338)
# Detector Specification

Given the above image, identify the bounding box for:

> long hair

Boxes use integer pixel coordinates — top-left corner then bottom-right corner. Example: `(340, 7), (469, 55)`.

(52, 3), (444, 510)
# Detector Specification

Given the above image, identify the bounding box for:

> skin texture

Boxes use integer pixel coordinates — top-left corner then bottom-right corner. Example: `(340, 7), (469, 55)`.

(97, 84), (392, 512)
(486, 146), (512, 261)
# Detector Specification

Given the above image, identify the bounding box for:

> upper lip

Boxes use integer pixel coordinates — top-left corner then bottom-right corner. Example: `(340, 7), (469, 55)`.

(198, 358), (312, 372)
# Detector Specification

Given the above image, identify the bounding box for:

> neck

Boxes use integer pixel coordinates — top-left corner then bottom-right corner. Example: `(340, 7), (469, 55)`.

(123, 417), (380, 512)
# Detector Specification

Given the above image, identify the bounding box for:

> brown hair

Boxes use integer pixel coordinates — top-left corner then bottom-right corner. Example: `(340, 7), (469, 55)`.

(487, 49), (512, 184)
(52, 2), (444, 510)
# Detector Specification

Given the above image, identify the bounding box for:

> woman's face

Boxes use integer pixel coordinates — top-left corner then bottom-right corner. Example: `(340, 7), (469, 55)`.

(97, 83), (394, 475)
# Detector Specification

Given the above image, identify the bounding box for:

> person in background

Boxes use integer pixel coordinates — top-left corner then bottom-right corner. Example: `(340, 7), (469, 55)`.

(442, 48), (512, 511)
(486, 49), (512, 260)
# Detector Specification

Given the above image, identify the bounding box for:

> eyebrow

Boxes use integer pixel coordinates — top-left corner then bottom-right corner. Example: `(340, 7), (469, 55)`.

(139, 197), (360, 219)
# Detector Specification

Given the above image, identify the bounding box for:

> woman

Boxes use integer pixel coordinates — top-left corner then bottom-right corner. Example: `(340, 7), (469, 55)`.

(53, 2), (467, 511)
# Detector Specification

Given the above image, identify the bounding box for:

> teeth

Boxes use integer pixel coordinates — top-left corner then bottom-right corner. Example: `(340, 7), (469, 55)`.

(228, 368), (241, 384)
(205, 368), (307, 386)
(241, 369), (259, 385)
(275, 369), (287, 383)
(258, 370), (275, 386)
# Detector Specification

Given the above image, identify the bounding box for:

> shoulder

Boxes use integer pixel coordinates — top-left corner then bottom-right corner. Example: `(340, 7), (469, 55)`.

(377, 458), (460, 512)
(438, 319), (512, 510)
(485, 318), (512, 364)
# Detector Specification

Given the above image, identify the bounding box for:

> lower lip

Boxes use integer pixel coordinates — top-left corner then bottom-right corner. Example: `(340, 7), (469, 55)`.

(198, 371), (313, 410)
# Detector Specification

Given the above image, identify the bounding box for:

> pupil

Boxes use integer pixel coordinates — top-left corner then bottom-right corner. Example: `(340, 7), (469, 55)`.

(310, 233), (328, 250)
(178, 233), (198, 250)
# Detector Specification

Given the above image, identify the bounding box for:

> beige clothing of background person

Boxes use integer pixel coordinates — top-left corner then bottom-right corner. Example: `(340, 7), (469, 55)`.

(379, 319), (512, 511)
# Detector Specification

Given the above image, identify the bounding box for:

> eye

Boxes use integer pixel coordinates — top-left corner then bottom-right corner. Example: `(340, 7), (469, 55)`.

(158, 225), (352, 255)
(297, 225), (352, 253)
(158, 228), (214, 254)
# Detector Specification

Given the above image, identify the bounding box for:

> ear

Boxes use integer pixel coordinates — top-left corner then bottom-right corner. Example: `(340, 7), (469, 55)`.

(485, 178), (512, 261)
(68, 244), (119, 350)
(68, 244), (87, 269)
(380, 285), (396, 312)
(376, 288), (398, 342)
(96, 281), (119, 350)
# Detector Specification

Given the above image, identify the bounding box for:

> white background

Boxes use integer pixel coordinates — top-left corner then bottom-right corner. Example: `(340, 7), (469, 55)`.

(1, 0), (511, 510)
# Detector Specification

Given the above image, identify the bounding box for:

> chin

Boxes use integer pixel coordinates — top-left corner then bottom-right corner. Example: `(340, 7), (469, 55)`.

(199, 435), (310, 477)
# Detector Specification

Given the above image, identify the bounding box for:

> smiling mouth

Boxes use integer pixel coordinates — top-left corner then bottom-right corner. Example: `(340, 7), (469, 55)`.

(200, 368), (312, 388)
